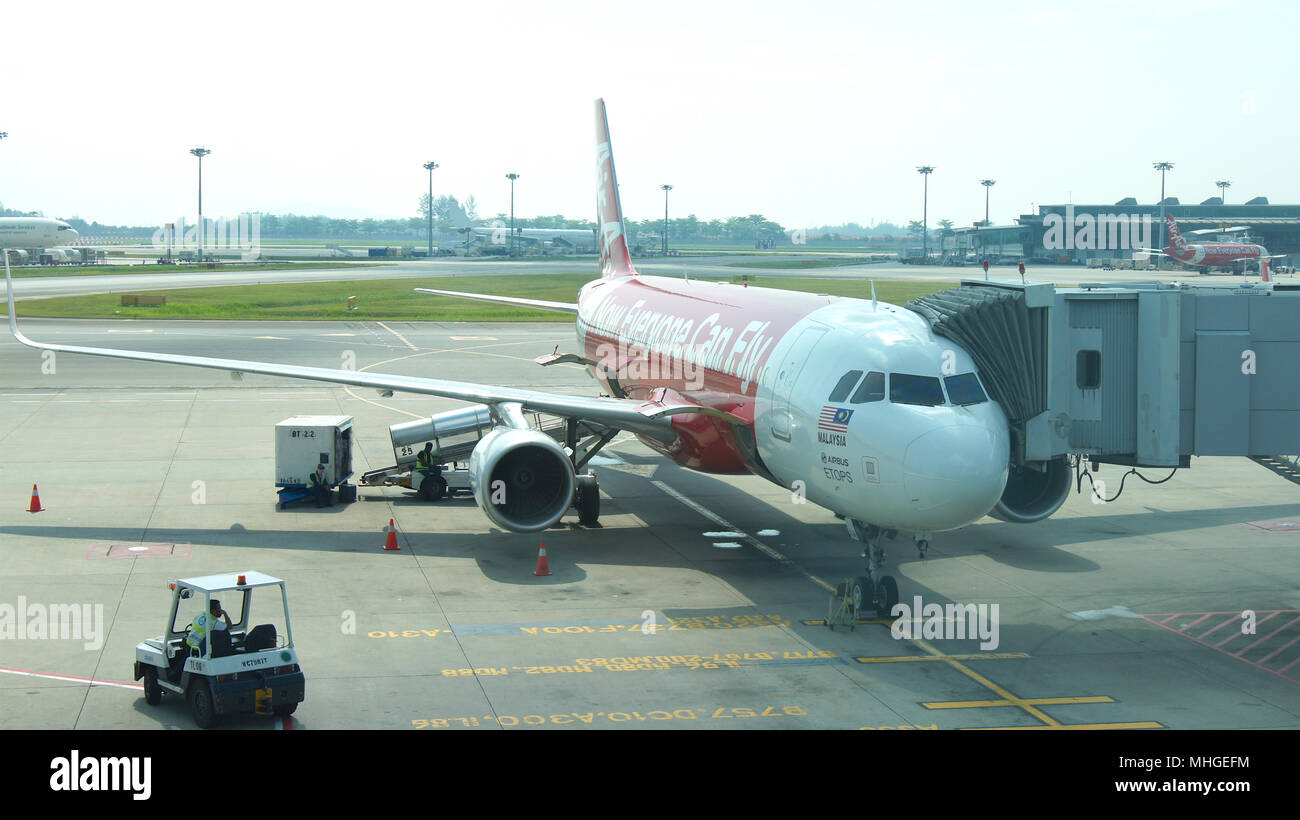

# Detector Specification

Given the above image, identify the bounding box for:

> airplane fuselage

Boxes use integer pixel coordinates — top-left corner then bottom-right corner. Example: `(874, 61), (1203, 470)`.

(575, 274), (1011, 533)
(1163, 242), (1267, 267)
(0, 218), (79, 247)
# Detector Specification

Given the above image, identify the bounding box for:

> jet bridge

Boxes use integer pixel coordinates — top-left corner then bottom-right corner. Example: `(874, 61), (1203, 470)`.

(908, 278), (1300, 514)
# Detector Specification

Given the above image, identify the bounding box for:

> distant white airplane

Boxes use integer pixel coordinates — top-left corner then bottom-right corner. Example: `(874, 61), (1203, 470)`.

(456, 225), (598, 251)
(0, 217), (79, 247)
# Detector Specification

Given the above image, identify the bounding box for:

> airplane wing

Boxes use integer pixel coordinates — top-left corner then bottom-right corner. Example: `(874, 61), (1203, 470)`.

(413, 287), (578, 315)
(1188, 226), (1249, 235)
(3, 262), (735, 441)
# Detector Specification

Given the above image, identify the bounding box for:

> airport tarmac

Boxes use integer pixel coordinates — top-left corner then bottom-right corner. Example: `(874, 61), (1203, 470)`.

(1, 318), (1298, 730)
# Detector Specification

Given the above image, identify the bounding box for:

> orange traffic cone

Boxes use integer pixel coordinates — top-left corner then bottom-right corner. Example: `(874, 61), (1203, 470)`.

(533, 542), (551, 576)
(382, 518), (400, 551)
(27, 484), (44, 513)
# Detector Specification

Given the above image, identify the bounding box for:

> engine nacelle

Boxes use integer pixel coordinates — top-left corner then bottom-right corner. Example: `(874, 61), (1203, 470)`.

(469, 427), (575, 533)
(988, 456), (1072, 524)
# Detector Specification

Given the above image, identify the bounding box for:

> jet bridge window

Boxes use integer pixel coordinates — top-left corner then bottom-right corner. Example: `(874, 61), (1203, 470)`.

(850, 371), (885, 403)
(1076, 350), (1101, 390)
(943, 373), (987, 405)
(828, 370), (863, 402)
(889, 373), (944, 407)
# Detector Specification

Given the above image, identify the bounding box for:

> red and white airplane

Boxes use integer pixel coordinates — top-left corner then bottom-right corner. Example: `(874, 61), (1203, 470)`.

(6, 100), (1031, 614)
(1144, 215), (1284, 274)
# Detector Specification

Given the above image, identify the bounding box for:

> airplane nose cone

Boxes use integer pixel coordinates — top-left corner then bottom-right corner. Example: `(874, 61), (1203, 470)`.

(903, 424), (1008, 528)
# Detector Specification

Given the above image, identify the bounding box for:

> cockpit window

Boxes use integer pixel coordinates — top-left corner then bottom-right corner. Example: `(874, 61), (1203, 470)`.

(889, 373), (944, 406)
(943, 373), (988, 406)
(57, 225), (70, 230)
(850, 371), (885, 403)
(828, 370), (863, 403)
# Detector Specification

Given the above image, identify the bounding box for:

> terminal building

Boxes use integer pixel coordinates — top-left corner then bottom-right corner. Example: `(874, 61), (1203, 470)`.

(937, 197), (1300, 267)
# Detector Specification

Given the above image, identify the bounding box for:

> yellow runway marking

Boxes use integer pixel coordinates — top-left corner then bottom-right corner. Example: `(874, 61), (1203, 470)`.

(924, 696), (1113, 709)
(856, 652), (1031, 664)
(974, 722), (1165, 730)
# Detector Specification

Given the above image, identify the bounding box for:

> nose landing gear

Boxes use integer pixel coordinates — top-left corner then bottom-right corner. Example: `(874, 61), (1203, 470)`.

(845, 518), (900, 618)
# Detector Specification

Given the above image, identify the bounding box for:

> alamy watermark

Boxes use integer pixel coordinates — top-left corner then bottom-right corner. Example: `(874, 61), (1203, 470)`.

(151, 214), (261, 261)
(890, 595), (1000, 650)
(0, 597), (105, 650)
(1042, 205), (1154, 251)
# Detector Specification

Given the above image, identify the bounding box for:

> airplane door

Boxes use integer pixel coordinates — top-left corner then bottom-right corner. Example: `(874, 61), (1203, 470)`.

(771, 326), (827, 441)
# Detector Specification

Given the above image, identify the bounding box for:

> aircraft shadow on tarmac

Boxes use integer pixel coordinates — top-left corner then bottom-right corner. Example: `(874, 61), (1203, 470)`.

(8, 455), (1300, 590)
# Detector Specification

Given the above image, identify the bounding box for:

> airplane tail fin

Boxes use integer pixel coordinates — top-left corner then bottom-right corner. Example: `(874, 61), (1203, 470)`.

(1262, 259), (1271, 282)
(1165, 214), (1188, 250)
(595, 99), (636, 278)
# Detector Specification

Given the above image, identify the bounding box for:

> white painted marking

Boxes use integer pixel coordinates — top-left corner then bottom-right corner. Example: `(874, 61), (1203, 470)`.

(377, 321), (418, 350)
(651, 480), (832, 592)
(0, 666), (141, 691)
(1065, 606), (1141, 621)
(450, 336), (499, 341)
(703, 531), (746, 538)
(712, 542), (744, 549)
(757, 529), (781, 537)
(254, 336), (289, 340)
(107, 329), (154, 334)
(316, 333), (356, 337)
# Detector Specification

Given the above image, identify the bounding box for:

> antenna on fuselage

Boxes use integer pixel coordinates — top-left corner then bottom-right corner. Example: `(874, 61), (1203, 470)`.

(871, 280), (877, 311)
(682, 263), (688, 281)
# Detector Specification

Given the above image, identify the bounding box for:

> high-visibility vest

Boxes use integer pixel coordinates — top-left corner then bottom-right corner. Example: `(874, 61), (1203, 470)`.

(309, 472), (326, 488)
(417, 451), (434, 470)
(186, 612), (216, 648)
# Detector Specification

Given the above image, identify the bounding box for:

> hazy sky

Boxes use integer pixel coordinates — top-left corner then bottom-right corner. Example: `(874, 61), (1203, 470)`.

(3, 0), (1297, 231)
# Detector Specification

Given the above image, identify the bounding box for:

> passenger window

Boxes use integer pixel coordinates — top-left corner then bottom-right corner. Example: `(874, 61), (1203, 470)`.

(889, 373), (944, 406)
(828, 370), (863, 402)
(850, 371), (885, 403)
(943, 373), (987, 405)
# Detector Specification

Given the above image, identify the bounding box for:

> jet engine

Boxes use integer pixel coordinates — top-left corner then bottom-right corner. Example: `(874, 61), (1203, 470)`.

(988, 456), (1072, 524)
(469, 427), (576, 533)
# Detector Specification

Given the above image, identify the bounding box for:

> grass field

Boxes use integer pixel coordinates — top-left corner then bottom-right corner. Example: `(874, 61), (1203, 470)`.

(10, 274), (957, 322)
(726, 257), (888, 269)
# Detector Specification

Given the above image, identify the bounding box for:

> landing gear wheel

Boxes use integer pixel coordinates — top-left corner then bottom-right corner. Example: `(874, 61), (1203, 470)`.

(419, 475), (447, 502)
(875, 576), (899, 619)
(143, 667), (162, 706)
(850, 575), (873, 615)
(577, 480), (601, 527)
(188, 679), (218, 729)
(274, 703), (298, 718)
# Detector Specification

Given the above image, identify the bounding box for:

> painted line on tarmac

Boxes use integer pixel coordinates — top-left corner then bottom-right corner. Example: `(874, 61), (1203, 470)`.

(0, 665), (141, 691)
(377, 321), (418, 351)
(650, 479), (834, 593)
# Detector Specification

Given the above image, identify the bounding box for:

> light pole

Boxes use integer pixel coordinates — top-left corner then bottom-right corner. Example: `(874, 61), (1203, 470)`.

(980, 179), (996, 226)
(423, 161), (439, 257)
(660, 184), (672, 254)
(505, 173), (520, 256)
(917, 166), (934, 259)
(1153, 161), (1173, 268)
(190, 147), (211, 262)
(1216, 179), (1231, 205)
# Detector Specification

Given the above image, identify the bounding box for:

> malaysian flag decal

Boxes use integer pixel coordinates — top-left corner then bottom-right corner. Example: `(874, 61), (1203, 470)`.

(818, 406), (853, 432)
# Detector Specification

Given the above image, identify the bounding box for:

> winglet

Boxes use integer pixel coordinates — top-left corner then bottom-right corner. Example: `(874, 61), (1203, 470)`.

(595, 99), (636, 279)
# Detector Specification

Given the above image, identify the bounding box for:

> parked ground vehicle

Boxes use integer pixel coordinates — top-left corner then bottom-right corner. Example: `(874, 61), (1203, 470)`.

(133, 572), (305, 728)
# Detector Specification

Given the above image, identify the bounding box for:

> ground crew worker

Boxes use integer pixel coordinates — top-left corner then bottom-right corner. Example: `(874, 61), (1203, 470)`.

(416, 442), (436, 475)
(309, 463), (333, 507)
(179, 599), (231, 670)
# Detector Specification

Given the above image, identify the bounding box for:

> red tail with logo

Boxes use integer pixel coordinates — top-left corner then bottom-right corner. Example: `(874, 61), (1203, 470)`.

(595, 99), (636, 279)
